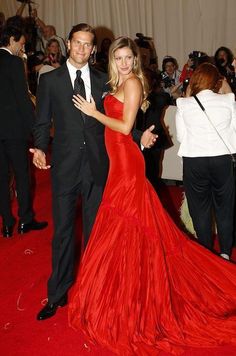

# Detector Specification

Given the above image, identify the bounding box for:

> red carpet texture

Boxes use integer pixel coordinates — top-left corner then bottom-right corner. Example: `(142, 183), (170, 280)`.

(0, 167), (236, 356)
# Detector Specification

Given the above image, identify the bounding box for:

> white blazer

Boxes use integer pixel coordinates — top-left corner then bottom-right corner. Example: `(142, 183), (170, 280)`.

(175, 90), (236, 157)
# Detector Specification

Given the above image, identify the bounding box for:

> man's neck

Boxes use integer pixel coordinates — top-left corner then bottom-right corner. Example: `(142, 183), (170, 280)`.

(68, 58), (88, 70)
(0, 46), (13, 55)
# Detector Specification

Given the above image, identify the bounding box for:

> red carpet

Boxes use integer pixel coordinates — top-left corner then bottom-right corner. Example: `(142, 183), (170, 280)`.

(0, 167), (236, 356)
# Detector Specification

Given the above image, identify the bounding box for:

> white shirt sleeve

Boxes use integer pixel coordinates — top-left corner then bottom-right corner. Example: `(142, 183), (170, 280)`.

(175, 105), (186, 143)
(230, 99), (236, 132)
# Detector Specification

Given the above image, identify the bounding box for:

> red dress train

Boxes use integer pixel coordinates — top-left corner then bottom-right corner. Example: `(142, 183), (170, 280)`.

(68, 95), (236, 355)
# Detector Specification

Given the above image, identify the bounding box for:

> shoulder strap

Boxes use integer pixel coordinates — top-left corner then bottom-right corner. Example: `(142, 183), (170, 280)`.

(193, 95), (205, 111)
(193, 95), (235, 162)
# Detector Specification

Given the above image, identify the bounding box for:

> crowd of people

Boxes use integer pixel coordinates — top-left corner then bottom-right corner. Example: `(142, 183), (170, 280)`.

(1, 2), (236, 355)
(2, 3), (236, 101)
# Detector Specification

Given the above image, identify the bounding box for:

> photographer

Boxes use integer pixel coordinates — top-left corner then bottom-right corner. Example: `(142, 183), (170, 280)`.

(30, 8), (66, 57)
(161, 56), (182, 104)
(180, 51), (210, 95)
(134, 33), (158, 70)
(214, 46), (236, 95)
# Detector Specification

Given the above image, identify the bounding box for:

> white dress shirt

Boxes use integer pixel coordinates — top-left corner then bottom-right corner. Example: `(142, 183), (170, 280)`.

(0, 47), (13, 55)
(175, 90), (236, 157)
(66, 59), (91, 101)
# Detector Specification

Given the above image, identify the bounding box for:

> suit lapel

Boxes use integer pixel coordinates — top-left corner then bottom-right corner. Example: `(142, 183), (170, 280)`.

(57, 63), (74, 94)
(90, 66), (101, 101)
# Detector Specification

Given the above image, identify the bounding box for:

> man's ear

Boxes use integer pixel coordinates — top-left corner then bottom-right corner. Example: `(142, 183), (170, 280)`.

(91, 45), (97, 55)
(9, 36), (15, 47)
(67, 40), (70, 52)
(89, 45), (97, 65)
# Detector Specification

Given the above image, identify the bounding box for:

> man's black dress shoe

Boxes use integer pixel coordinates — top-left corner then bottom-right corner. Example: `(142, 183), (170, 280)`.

(37, 295), (68, 320)
(18, 219), (48, 234)
(2, 225), (14, 238)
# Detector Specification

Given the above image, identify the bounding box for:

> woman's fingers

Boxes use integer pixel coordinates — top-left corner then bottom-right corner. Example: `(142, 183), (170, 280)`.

(72, 98), (85, 111)
(73, 94), (84, 102)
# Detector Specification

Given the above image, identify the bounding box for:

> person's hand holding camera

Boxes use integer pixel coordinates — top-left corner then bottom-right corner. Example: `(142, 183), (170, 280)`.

(170, 82), (182, 99)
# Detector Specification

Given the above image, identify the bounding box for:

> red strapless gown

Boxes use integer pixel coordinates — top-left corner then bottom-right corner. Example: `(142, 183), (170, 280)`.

(68, 95), (236, 355)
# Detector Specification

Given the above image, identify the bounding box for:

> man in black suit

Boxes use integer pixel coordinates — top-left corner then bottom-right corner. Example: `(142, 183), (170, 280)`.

(0, 26), (47, 238)
(31, 23), (157, 320)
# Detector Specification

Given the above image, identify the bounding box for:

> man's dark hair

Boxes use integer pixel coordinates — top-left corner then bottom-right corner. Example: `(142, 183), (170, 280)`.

(68, 23), (97, 45)
(0, 25), (24, 46)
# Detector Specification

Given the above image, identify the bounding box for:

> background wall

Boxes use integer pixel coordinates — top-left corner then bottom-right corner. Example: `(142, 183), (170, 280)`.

(1, 0), (236, 67)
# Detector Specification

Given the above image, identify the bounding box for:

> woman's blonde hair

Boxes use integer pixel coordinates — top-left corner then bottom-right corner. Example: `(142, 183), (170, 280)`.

(108, 37), (149, 112)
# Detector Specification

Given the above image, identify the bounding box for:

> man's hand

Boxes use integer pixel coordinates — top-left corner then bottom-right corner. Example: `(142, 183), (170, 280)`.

(29, 148), (51, 169)
(141, 125), (158, 148)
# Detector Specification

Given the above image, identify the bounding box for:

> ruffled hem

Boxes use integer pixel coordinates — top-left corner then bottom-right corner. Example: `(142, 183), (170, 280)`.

(69, 198), (236, 355)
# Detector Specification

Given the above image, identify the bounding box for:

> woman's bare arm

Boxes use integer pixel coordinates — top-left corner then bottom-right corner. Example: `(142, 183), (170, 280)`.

(73, 77), (142, 135)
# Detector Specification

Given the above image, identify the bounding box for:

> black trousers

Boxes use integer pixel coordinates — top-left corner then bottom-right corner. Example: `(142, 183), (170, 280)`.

(144, 148), (163, 194)
(0, 139), (33, 226)
(47, 149), (104, 303)
(183, 155), (235, 255)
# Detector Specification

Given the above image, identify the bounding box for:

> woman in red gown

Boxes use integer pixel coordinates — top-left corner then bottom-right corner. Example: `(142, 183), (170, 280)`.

(68, 37), (236, 355)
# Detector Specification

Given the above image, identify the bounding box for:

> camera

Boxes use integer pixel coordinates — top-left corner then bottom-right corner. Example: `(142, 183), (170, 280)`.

(161, 72), (175, 88)
(188, 51), (202, 69)
(188, 51), (209, 70)
(188, 50), (202, 60)
(216, 58), (226, 66)
(182, 78), (190, 94)
(135, 33), (152, 50)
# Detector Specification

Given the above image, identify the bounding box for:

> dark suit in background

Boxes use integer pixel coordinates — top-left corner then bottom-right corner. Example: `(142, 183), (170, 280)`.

(137, 91), (171, 193)
(0, 48), (35, 228)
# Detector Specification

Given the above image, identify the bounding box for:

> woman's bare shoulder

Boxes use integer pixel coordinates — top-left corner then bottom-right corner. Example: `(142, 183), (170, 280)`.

(124, 76), (142, 93)
(124, 75), (140, 85)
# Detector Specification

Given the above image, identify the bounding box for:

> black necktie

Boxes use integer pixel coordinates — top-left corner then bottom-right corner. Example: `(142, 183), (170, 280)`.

(74, 70), (86, 121)
(74, 70), (86, 99)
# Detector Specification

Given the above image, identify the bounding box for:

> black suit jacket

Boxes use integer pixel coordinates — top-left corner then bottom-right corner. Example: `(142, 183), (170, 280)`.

(136, 92), (171, 150)
(34, 63), (109, 189)
(0, 49), (35, 139)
